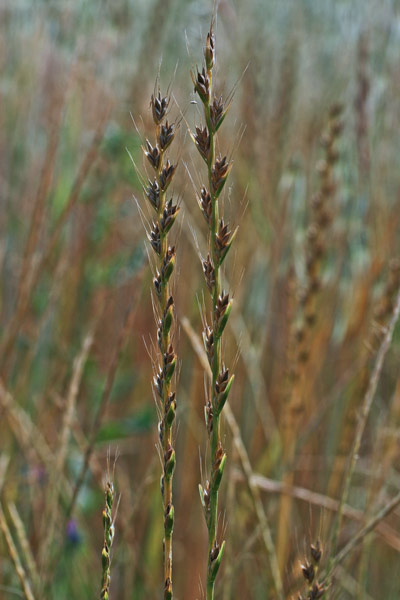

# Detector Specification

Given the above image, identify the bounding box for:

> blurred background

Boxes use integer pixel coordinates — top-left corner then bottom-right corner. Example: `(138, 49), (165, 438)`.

(1, 0), (400, 598)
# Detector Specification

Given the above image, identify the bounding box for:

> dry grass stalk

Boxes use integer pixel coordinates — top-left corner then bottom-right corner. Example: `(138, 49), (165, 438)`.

(8, 502), (40, 595)
(277, 104), (343, 570)
(0, 107), (111, 375)
(324, 485), (400, 581)
(39, 331), (94, 587)
(327, 259), (400, 503)
(246, 473), (400, 551)
(0, 504), (36, 600)
(191, 24), (236, 600)
(328, 283), (400, 580)
(67, 294), (138, 521)
(142, 85), (179, 600)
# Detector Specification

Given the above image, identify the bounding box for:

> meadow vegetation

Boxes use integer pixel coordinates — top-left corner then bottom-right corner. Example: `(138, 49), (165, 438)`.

(1, 1), (400, 599)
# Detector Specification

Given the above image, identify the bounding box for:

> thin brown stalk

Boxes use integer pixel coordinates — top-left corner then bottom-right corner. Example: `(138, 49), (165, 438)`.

(0, 381), (63, 486)
(8, 503), (40, 594)
(39, 331), (94, 586)
(277, 104), (343, 570)
(322, 486), (400, 583)
(247, 472), (400, 551)
(328, 284), (400, 579)
(0, 505), (36, 600)
(0, 107), (111, 374)
(67, 295), (138, 521)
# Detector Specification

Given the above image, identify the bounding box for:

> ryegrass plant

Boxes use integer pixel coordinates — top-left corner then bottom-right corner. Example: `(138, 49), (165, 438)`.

(141, 86), (179, 599)
(191, 23), (236, 600)
(1, 3), (400, 599)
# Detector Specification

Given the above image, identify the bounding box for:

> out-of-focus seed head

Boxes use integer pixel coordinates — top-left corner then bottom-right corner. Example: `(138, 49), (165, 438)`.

(310, 540), (322, 564)
(308, 583), (327, 599)
(301, 561), (315, 583)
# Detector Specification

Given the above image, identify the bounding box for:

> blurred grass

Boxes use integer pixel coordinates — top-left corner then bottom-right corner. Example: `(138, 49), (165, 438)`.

(0, 1), (400, 599)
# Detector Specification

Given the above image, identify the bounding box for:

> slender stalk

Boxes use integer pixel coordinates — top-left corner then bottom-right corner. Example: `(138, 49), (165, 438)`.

(192, 26), (235, 600)
(322, 486), (400, 585)
(328, 285), (400, 579)
(0, 504), (36, 600)
(143, 89), (179, 599)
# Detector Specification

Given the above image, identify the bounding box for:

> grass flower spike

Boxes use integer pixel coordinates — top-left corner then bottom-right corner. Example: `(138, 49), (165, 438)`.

(192, 24), (235, 600)
(144, 86), (179, 600)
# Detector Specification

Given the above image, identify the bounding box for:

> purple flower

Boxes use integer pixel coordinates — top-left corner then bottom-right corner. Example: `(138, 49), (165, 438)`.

(66, 519), (81, 547)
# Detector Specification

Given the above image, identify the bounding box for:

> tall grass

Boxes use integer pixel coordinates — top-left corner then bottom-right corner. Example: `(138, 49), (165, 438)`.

(0, 2), (400, 599)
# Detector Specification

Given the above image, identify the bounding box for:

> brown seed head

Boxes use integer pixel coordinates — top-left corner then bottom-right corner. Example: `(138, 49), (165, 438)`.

(194, 125), (211, 161)
(215, 366), (229, 394)
(210, 541), (220, 562)
(215, 291), (229, 322)
(146, 178), (160, 212)
(145, 140), (161, 170)
(203, 325), (214, 364)
(200, 186), (212, 226)
(193, 66), (210, 103)
(310, 540), (322, 564)
(215, 219), (231, 255)
(151, 92), (169, 124)
(160, 198), (180, 233)
(160, 160), (177, 191)
(203, 254), (215, 292)
(211, 156), (230, 196)
(159, 120), (175, 150)
(210, 95), (225, 131)
(205, 30), (215, 69)
(301, 561), (315, 583)
(308, 583), (327, 599)
(149, 222), (161, 255)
